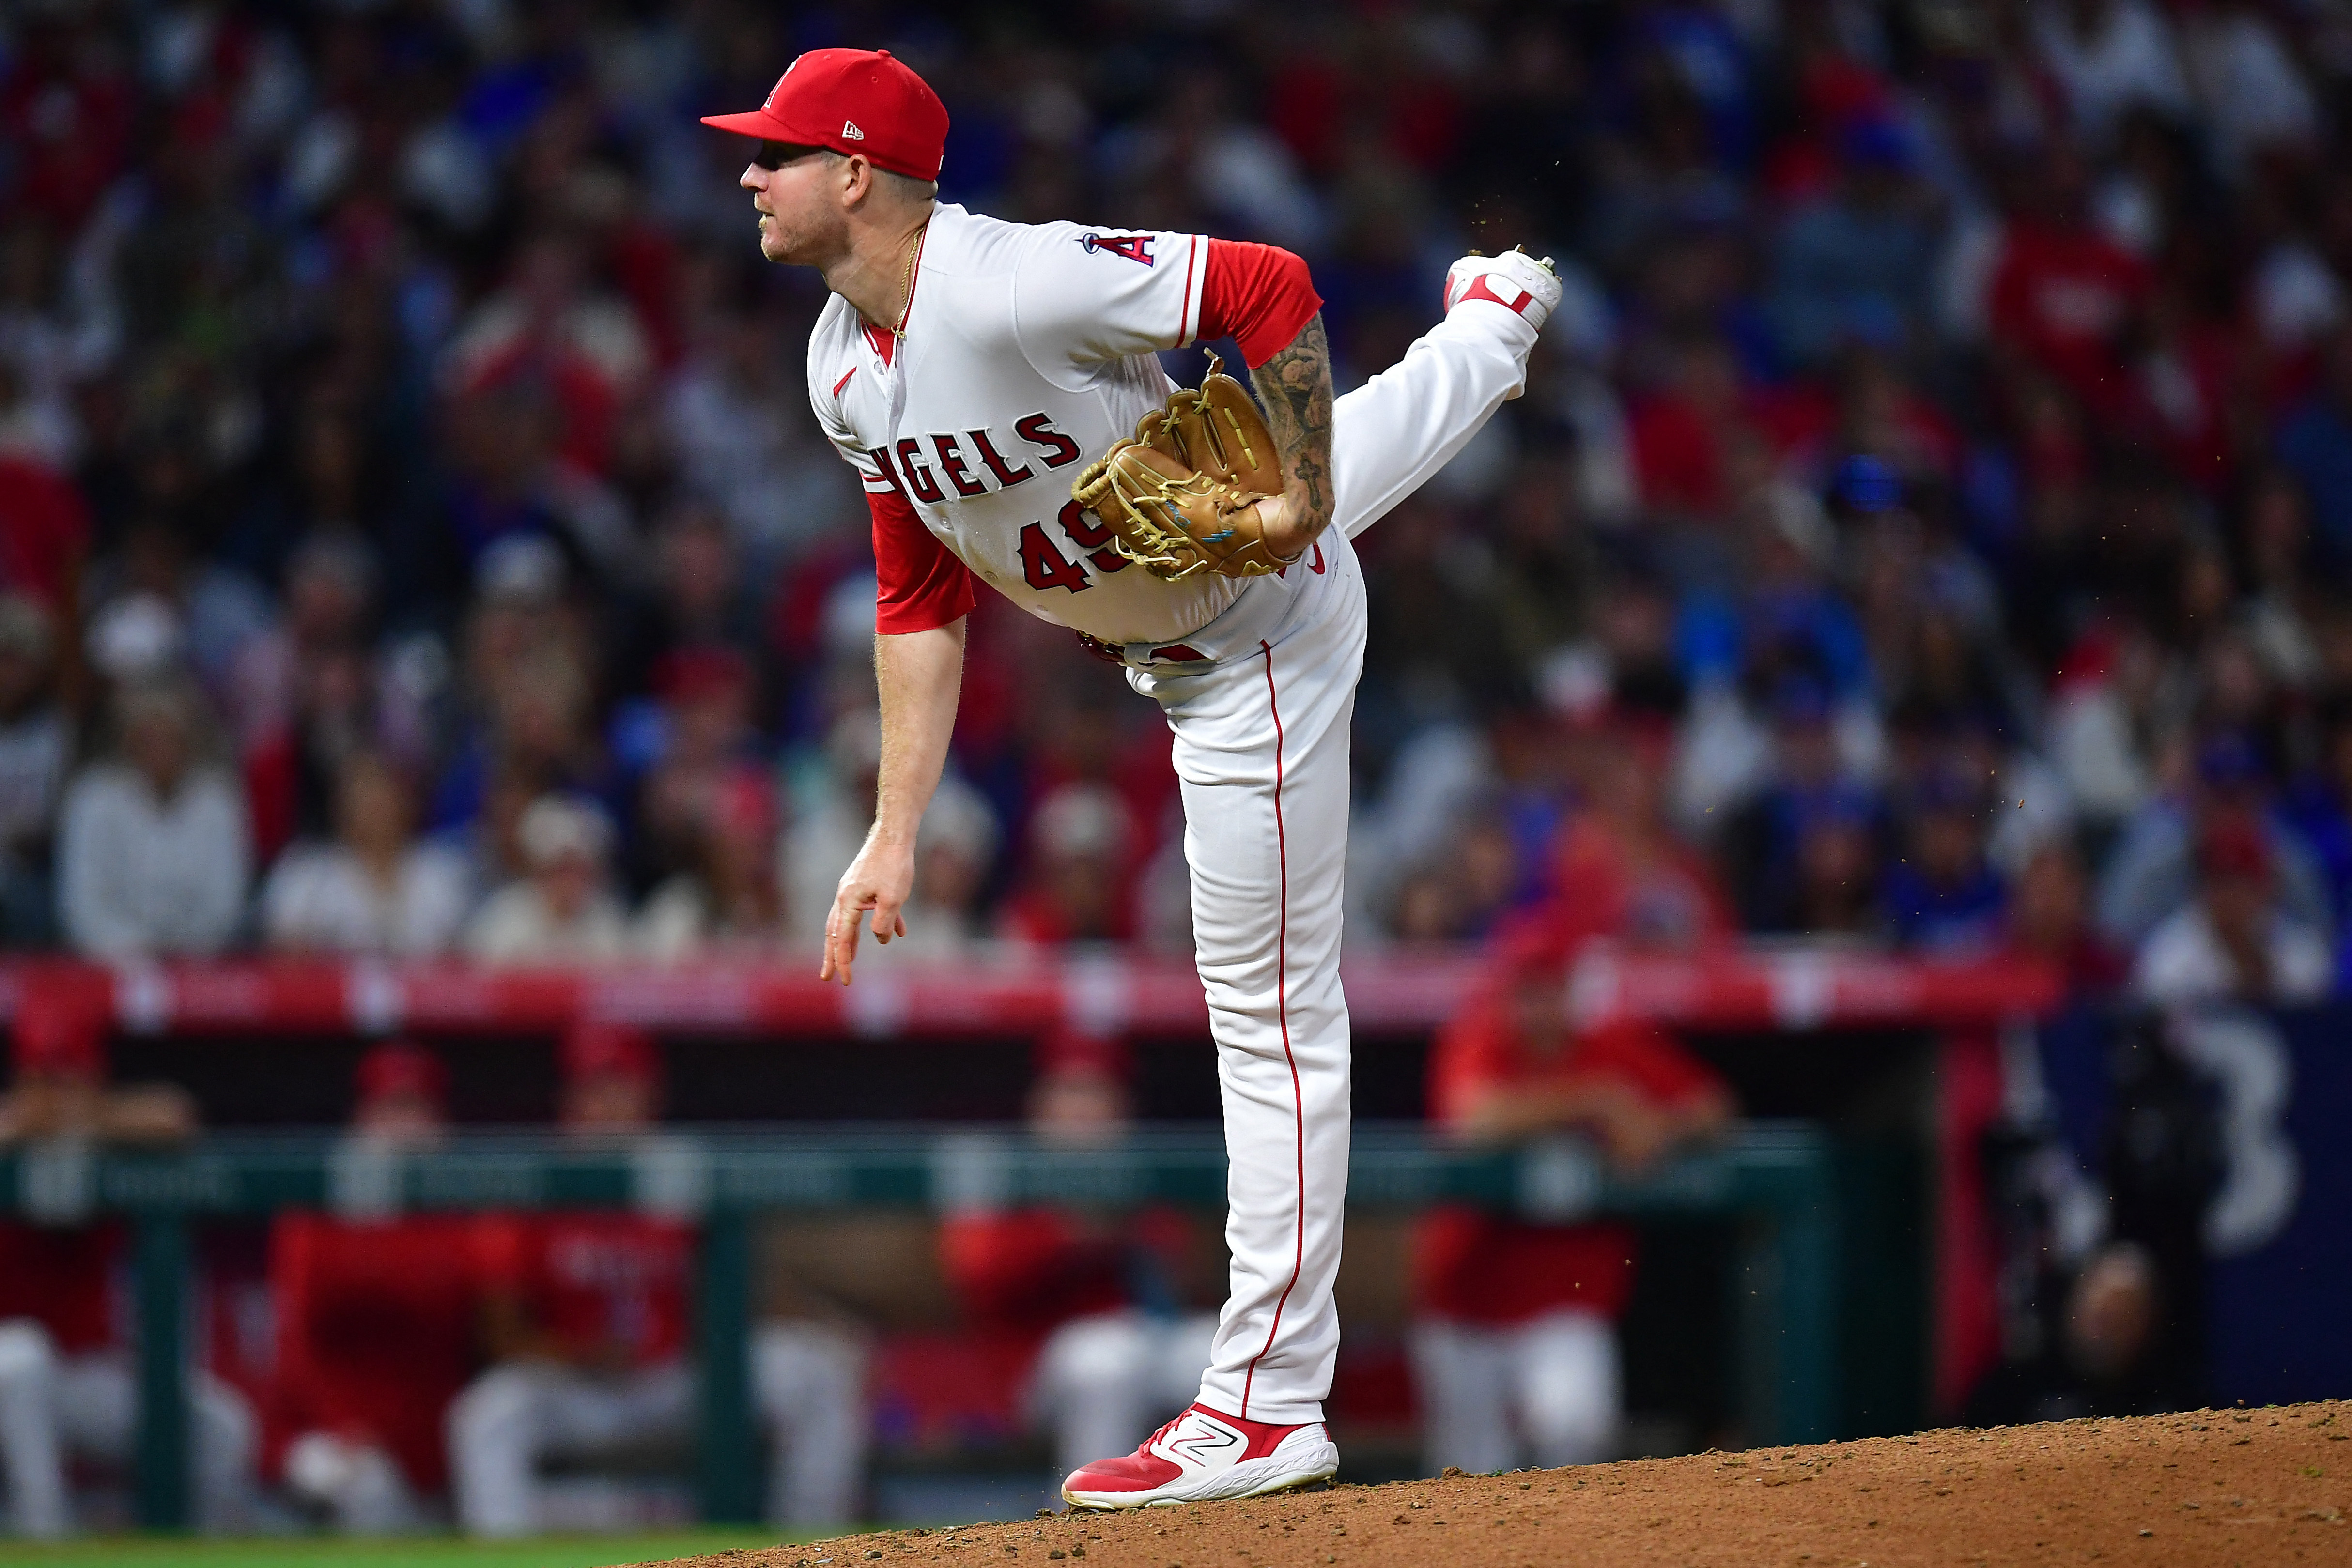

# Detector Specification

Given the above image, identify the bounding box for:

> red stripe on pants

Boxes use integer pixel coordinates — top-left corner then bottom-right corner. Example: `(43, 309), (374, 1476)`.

(1241, 638), (1305, 1419)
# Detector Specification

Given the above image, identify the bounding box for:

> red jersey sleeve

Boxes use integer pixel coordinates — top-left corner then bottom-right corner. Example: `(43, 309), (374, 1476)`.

(872, 488), (978, 635)
(1196, 240), (1323, 369)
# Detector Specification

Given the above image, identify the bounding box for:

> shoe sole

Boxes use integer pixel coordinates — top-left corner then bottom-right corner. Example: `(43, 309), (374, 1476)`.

(1445, 255), (1562, 328)
(1062, 1439), (1342, 1511)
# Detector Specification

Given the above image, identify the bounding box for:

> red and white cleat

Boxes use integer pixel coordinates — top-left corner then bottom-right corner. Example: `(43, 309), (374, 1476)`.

(1443, 246), (1562, 331)
(1059, 1402), (1341, 1510)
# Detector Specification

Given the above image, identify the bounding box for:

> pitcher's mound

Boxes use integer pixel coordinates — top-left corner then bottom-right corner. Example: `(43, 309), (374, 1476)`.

(642, 1399), (2348, 1567)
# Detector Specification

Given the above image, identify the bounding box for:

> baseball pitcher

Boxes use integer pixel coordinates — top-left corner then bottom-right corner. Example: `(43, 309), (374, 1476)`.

(702, 47), (1559, 1509)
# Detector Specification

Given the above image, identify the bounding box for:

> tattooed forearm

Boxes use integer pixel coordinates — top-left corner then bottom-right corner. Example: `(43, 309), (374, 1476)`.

(1249, 312), (1335, 553)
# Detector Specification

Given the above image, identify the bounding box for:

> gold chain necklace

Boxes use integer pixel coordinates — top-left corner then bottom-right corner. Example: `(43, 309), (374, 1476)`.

(893, 221), (928, 339)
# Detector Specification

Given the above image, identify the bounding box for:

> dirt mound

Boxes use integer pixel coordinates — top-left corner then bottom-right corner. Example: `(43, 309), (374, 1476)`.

(646, 1399), (2349, 1568)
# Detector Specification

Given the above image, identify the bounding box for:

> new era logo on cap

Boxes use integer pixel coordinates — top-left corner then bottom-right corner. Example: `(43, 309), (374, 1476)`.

(843, 120), (864, 139)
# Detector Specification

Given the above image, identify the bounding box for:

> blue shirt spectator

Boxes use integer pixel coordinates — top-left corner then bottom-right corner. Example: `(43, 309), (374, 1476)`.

(1767, 121), (1942, 368)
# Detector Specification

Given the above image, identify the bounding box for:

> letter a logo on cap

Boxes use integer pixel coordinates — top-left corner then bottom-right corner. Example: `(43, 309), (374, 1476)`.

(842, 120), (865, 140)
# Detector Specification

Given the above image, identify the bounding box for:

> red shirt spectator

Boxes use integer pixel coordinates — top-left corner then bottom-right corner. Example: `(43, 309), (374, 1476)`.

(1628, 342), (1833, 519)
(0, 457), (91, 611)
(1988, 219), (2152, 420)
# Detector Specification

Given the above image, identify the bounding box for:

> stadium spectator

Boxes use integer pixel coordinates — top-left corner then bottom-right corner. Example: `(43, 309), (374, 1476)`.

(2132, 810), (2333, 1005)
(2284, 697), (2352, 931)
(2276, 327), (2352, 575)
(0, 597), (68, 947)
(936, 1031), (1218, 1479)
(1718, 676), (1884, 933)
(1986, 144), (2153, 422)
(616, 506), (769, 700)
(0, 984), (253, 1536)
(237, 533), (395, 857)
(56, 679), (250, 958)
(1411, 920), (1734, 1474)
(1882, 771), (2009, 953)
(2096, 733), (2329, 949)
(2004, 838), (2128, 993)
(2033, 0), (2191, 148)
(1551, 715), (1735, 953)
(634, 768), (787, 960)
(273, 1041), (479, 1533)
(999, 783), (1137, 948)
(447, 1023), (865, 1535)
(7, 0), (2352, 1510)
(1765, 118), (1941, 369)
(464, 796), (629, 964)
(0, 0), (2336, 981)
(625, 647), (765, 897)
(262, 752), (471, 956)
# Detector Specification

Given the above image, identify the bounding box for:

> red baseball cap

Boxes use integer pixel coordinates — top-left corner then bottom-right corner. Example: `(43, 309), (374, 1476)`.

(701, 48), (949, 182)
(561, 1020), (661, 1087)
(13, 983), (106, 1080)
(355, 1039), (449, 1112)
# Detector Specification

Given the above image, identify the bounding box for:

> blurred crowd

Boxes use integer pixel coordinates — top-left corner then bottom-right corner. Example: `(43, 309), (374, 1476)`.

(7, 0), (2352, 1001)
(10, 0), (2342, 1527)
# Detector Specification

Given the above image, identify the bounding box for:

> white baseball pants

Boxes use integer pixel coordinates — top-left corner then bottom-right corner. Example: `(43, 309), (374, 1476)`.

(0, 1320), (257, 1537)
(1129, 298), (1541, 1427)
(1410, 1309), (1623, 1472)
(447, 1322), (866, 1536)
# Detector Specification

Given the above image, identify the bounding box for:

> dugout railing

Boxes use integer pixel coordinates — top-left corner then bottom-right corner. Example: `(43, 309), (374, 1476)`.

(0, 1122), (1839, 1529)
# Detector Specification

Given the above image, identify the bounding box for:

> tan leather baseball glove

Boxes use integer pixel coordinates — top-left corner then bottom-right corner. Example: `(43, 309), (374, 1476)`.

(1071, 354), (1297, 581)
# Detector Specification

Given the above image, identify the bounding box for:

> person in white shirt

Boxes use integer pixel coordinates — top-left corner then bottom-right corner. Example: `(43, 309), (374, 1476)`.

(2034, 0), (2191, 148)
(57, 680), (249, 957)
(2134, 813), (2333, 1007)
(463, 795), (630, 964)
(262, 752), (473, 956)
(2181, 0), (2317, 174)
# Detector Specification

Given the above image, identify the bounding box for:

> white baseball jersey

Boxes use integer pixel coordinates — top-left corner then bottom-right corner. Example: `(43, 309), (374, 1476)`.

(807, 203), (1288, 649)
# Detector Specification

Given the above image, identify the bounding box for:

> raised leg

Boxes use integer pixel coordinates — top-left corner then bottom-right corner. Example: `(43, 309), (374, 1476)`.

(1330, 299), (1542, 540)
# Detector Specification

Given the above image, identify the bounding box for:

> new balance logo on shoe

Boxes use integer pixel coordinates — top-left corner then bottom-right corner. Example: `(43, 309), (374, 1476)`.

(1152, 1412), (1244, 1468)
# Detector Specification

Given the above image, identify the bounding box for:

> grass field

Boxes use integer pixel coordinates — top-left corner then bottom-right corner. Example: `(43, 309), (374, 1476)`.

(0, 1531), (795, 1568)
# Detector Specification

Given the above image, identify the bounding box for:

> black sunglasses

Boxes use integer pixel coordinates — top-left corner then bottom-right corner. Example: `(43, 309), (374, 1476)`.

(751, 140), (823, 171)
